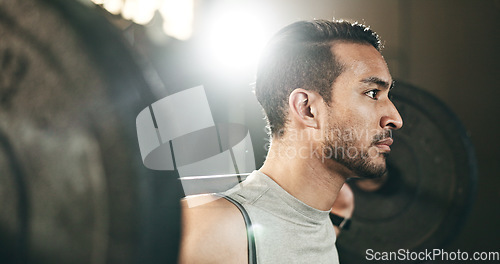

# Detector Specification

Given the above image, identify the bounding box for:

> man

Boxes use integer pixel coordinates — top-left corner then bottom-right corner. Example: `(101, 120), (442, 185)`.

(178, 19), (402, 263)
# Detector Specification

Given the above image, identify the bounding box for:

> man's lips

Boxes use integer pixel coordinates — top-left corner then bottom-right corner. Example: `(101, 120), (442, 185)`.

(374, 138), (393, 152)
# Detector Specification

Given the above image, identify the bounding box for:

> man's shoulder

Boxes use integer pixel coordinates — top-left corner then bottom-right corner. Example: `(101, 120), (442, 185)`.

(180, 194), (244, 222)
(178, 194), (248, 264)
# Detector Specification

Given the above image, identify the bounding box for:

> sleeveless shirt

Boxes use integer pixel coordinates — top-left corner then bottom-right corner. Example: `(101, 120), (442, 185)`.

(223, 170), (340, 264)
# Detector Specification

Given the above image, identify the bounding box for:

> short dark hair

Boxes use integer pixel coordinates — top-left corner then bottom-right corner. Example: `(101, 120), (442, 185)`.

(255, 19), (381, 138)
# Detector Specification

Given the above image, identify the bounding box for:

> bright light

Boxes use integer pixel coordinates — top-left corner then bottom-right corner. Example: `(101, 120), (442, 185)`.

(91, 0), (194, 40)
(90, 0), (272, 69)
(204, 2), (271, 73)
(122, 0), (158, 25)
(101, 0), (123, 15)
(159, 0), (194, 41)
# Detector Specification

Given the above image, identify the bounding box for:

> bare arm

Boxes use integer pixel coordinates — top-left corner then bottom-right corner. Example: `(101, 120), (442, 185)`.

(178, 194), (248, 264)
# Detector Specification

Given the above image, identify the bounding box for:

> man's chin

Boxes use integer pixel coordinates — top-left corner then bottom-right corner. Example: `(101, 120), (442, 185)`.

(324, 142), (389, 179)
(347, 157), (387, 179)
(352, 167), (386, 179)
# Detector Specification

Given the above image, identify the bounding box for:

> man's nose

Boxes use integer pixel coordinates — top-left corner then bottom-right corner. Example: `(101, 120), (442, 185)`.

(380, 101), (403, 130)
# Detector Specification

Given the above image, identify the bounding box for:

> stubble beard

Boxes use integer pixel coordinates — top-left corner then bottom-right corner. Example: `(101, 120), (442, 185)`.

(322, 125), (388, 179)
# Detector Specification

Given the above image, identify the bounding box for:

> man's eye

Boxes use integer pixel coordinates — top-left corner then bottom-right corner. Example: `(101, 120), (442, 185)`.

(365, 89), (380, 100)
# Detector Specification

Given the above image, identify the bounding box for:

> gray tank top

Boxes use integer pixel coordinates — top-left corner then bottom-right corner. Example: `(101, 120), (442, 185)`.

(224, 170), (340, 264)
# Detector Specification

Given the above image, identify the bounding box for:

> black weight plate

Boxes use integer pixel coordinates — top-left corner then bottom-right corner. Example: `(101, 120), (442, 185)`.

(337, 82), (477, 263)
(0, 0), (180, 263)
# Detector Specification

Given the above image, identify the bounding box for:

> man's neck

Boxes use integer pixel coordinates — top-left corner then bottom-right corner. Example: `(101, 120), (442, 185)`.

(259, 141), (348, 211)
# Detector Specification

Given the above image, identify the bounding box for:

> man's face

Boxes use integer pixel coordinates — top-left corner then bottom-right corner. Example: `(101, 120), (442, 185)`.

(321, 42), (403, 178)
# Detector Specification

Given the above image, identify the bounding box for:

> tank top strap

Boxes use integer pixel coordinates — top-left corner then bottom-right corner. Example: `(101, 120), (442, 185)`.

(217, 194), (257, 264)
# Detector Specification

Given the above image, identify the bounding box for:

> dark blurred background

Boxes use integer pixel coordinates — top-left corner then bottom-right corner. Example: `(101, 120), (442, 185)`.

(1, 0), (499, 263)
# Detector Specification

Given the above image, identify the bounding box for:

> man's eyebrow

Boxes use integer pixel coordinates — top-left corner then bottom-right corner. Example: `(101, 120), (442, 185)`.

(360, 77), (394, 90)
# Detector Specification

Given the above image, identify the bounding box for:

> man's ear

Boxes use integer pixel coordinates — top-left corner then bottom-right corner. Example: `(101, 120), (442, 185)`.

(288, 88), (320, 129)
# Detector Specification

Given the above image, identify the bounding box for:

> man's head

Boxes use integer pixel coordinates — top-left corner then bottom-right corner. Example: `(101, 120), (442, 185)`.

(256, 19), (382, 137)
(256, 20), (402, 178)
